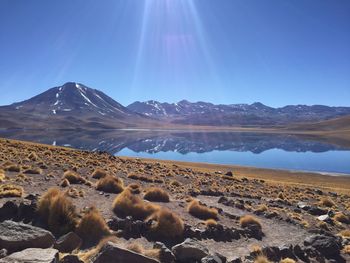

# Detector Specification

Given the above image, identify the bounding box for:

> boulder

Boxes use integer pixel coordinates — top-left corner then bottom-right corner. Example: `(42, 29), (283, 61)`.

(304, 234), (341, 258)
(153, 242), (175, 263)
(0, 220), (55, 253)
(172, 238), (209, 262)
(0, 249), (7, 259)
(0, 201), (18, 221)
(60, 254), (84, 263)
(54, 232), (82, 253)
(0, 248), (58, 263)
(91, 241), (159, 263)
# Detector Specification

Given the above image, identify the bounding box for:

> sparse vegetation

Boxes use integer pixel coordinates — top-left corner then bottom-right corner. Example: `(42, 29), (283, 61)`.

(76, 207), (110, 247)
(63, 170), (86, 184)
(127, 183), (141, 194)
(96, 175), (124, 193)
(92, 168), (108, 179)
(319, 197), (335, 207)
(0, 184), (23, 198)
(205, 218), (218, 227)
(187, 200), (218, 220)
(144, 187), (170, 202)
(334, 212), (349, 224)
(254, 255), (271, 263)
(240, 215), (262, 229)
(112, 189), (159, 220)
(280, 258), (296, 263)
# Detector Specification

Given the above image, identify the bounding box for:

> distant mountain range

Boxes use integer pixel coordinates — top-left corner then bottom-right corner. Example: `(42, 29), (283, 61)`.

(1, 82), (350, 129)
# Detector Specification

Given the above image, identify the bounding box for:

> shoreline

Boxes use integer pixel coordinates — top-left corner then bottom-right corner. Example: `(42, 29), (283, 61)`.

(2, 137), (349, 194)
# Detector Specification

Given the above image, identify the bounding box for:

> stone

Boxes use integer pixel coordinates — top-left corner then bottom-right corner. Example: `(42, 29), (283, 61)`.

(201, 254), (222, 263)
(91, 241), (159, 263)
(262, 246), (280, 262)
(0, 220), (55, 253)
(60, 254), (84, 263)
(304, 234), (341, 258)
(172, 238), (209, 262)
(227, 257), (242, 263)
(153, 242), (175, 263)
(54, 232), (82, 253)
(0, 201), (18, 221)
(317, 214), (332, 224)
(225, 171), (233, 177)
(0, 248), (58, 263)
(308, 206), (327, 216)
(0, 249), (7, 259)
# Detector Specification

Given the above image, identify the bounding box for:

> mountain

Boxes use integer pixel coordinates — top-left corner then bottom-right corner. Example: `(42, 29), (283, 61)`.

(0, 82), (154, 129)
(127, 100), (350, 126)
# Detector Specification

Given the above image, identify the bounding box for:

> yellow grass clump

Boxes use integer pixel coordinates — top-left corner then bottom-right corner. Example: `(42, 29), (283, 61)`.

(240, 215), (262, 229)
(255, 204), (268, 213)
(0, 169), (5, 182)
(92, 168), (108, 179)
(28, 152), (39, 161)
(3, 164), (21, 172)
(187, 200), (218, 220)
(146, 208), (184, 239)
(334, 212), (350, 224)
(144, 187), (170, 202)
(37, 188), (77, 236)
(23, 167), (42, 174)
(204, 219), (218, 227)
(343, 245), (350, 255)
(60, 178), (70, 188)
(280, 258), (296, 263)
(76, 207), (111, 247)
(127, 183), (141, 194)
(112, 189), (159, 220)
(96, 175), (124, 194)
(0, 184), (23, 198)
(339, 229), (350, 238)
(63, 170), (86, 184)
(254, 256), (271, 263)
(127, 243), (160, 260)
(319, 197), (335, 207)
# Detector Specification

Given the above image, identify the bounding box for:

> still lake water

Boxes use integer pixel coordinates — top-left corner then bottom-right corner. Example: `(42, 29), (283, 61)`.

(1, 129), (349, 174)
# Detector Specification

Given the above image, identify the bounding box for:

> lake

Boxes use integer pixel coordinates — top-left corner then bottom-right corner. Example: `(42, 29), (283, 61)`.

(1, 129), (350, 174)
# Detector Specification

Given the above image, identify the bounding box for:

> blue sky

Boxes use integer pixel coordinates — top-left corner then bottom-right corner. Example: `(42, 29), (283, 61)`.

(0, 0), (349, 107)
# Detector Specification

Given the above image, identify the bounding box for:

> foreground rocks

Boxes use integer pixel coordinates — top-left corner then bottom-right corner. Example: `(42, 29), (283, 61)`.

(172, 238), (210, 262)
(91, 241), (160, 263)
(0, 220), (55, 253)
(0, 248), (58, 263)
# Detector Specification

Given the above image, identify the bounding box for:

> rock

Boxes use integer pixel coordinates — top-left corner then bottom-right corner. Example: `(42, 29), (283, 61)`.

(0, 248), (58, 263)
(225, 171), (233, 177)
(262, 246), (280, 262)
(308, 206), (327, 216)
(278, 245), (295, 260)
(54, 232), (82, 253)
(304, 234), (341, 258)
(91, 241), (159, 263)
(60, 254), (84, 263)
(293, 245), (307, 262)
(18, 200), (37, 223)
(317, 214), (332, 224)
(153, 242), (175, 263)
(0, 249), (7, 259)
(201, 254), (222, 263)
(227, 257), (242, 263)
(172, 238), (209, 262)
(0, 201), (18, 221)
(0, 220), (55, 253)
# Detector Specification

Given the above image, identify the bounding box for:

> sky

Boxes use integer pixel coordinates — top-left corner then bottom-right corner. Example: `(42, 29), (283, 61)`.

(0, 0), (349, 107)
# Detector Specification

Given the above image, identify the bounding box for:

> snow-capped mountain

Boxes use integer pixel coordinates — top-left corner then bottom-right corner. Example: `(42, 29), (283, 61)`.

(0, 82), (152, 129)
(127, 100), (350, 126)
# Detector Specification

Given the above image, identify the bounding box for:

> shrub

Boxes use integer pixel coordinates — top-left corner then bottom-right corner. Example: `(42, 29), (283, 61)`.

(0, 184), (23, 198)
(92, 168), (107, 179)
(187, 200), (218, 220)
(4, 164), (21, 172)
(146, 208), (184, 239)
(339, 229), (350, 238)
(343, 245), (350, 255)
(280, 258), (296, 263)
(63, 170), (86, 184)
(319, 197), (335, 207)
(254, 256), (271, 263)
(127, 183), (141, 194)
(205, 219), (218, 227)
(278, 192), (285, 199)
(112, 189), (159, 220)
(37, 188), (77, 236)
(23, 167), (42, 174)
(60, 179), (70, 188)
(240, 215), (262, 229)
(28, 152), (39, 161)
(96, 175), (124, 194)
(127, 173), (154, 183)
(255, 204), (268, 213)
(334, 212), (350, 224)
(144, 187), (170, 202)
(76, 207), (110, 247)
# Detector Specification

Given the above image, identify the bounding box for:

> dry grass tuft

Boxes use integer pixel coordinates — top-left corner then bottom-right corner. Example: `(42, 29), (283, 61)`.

(0, 169), (5, 182)
(343, 245), (350, 255)
(96, 175), (124, 194)
(280, 258), (296, 263)
(78, 236), (119, 262)
(127, 243), (160, 260)
(254, 255), (271, 263)
(28, 152), (39, 161)
(3, 164), (21, 172)
(60, 178), (70, 188)
(204, 219), (218, 227)
(63, 170), (86, 184)
(255, 204), (268, 213)
(240, 215), (262, 229)
(127, 173), (154, 183)
(0, 184), (23, 198)
(319, 197), (335, 207)
(92, 168), (108, 179)
(339, 229), (350, 238)
(187, 200), (218, 220)
(112, 189), (159, 220)
(334, 212), (350, 224)
(278, 192), (285, 199)
(146, 208), (184, 239)
(127, 183), (141, 194)
(76, 207), (110, 247)
(23, 167), (42, 174)
(37, 188), (77, 236)
(144, 187), (170, 202)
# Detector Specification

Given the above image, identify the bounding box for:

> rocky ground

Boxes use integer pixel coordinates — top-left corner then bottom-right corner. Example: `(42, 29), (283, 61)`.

(0, 138), (350, 263)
